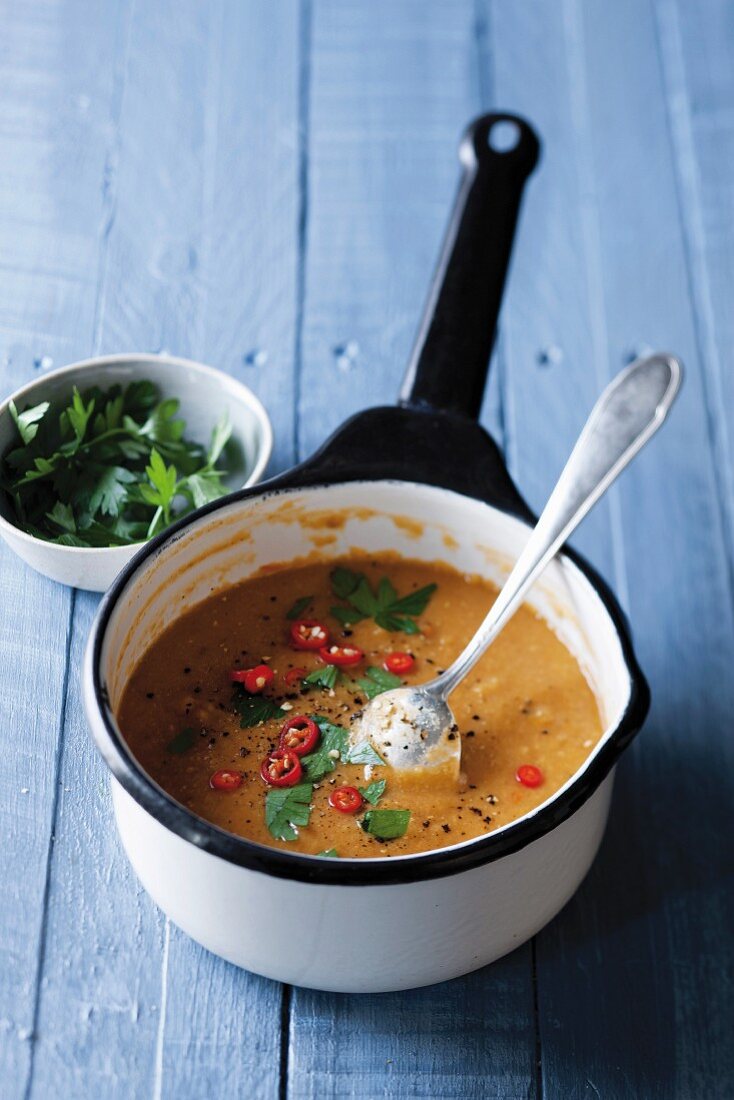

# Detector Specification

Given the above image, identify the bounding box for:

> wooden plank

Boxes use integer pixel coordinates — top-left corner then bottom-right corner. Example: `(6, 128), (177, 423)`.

(200, 0), (303, 475)
(483, 0), (619, 578)
(492, 0), (734, 1095)
(292, 964), (535, 1100)
(289, 4), (536, 1097)
(28, 2), (299, 1097)
(656, 0), (734, 576)
(0, 3), (128, 1096)
(28, 593), (167, 1098)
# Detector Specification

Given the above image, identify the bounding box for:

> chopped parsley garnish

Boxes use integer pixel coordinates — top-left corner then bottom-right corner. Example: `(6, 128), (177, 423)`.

(345, 740), (385, 767)
(362, 809), (411, 840)
(329, 567), (436, 633)
(285, 595), (313, 620)
(359, 779), (386, 806)
(1, 381), (234, 546)
(265, 783), (314, 841)
(299, 716), (386, 783)
(301, 716), (350, 781)
(232, 691), (286, 728)
(316, 848), (339, 858)
(303, 665), (341, 690)
(330, 566), (363, 599)
(357, 666), (402, 699)
(165, 727), (197, 754)
(330, 604), (367, 626)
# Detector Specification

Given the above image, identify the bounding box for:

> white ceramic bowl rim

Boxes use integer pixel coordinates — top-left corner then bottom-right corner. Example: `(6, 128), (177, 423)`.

(84, 474), (650, 888)
(0, 352), (273, 555)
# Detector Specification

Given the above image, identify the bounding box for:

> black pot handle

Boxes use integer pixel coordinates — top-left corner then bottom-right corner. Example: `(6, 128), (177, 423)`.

(399, 113), (540, 420)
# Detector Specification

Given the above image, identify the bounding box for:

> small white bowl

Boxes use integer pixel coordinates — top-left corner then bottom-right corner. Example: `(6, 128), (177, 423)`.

(0, 353), (273, 591)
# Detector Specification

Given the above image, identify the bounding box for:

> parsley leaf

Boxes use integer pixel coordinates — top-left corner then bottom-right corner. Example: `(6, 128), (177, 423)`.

(185, 470), (226, 508)
(232, 691), (286, 728)
(376, 576), (398, 607)
(94, 391), (123, 435)
(344, 740), (385, 767)
(329, 605), (368, 626)
(140, 449), (177, 522)
(86, 465), (137, 517)
(266, 783), (313, 842)
(384, 584), (437, 617)
(330, 571), (437, 634)
(362, 809), (411, 840)
(317, 848), (339, 858)
(139, 397), (186, 445)
(52, 532), (91, 548)
(207, 412), (232, 465)
(302, 716), (349, 781)
(374, 583), (437, 632)
(357, 666), (402, 699)
(65, 388), (95, 444)
(348, 577), (380, 617)
(330, 566), (364, 599)
(125, 379), (158, 415)
(374, 611), (422, 634)
(303, 665), (341, 690)
(166, 727), (197, 754)
(9, 399), (49, 444)
(45, 501), (76, 534)
(286, 595), (313, 620)
(359, 779), (386, 806)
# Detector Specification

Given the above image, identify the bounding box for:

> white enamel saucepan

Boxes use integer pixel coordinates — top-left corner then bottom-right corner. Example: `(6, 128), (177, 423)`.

(83, 114), (681, 992)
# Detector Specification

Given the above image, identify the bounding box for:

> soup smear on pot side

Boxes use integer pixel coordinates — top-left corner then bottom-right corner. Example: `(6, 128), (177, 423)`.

(117, 556), (602, 857)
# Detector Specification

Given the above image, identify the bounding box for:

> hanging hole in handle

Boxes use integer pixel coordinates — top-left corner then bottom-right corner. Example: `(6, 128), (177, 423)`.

(488, 119), (521, 153)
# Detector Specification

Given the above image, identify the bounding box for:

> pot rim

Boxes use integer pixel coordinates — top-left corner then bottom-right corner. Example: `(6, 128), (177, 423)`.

(85, 471), (650, 887)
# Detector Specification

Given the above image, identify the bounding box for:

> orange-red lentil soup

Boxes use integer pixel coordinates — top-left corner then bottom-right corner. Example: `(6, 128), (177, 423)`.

(118, 555), (603, 858)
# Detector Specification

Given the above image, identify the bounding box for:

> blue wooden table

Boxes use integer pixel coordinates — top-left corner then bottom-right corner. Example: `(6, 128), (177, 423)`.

(2, 2), (733, 1096)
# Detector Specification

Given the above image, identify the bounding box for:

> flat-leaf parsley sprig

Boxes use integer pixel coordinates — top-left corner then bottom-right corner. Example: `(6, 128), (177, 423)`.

(265, 783), (314, 842)
(329, 566), (437, 634)
(1, 380), (235, 547)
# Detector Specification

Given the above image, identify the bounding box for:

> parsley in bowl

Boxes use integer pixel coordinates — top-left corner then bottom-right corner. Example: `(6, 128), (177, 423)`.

(4, 381), (233, 547)
(0, 353), (272, 590)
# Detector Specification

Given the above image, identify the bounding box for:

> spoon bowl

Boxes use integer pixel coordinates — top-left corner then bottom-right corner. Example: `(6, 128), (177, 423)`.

(356, 686), (460, 778)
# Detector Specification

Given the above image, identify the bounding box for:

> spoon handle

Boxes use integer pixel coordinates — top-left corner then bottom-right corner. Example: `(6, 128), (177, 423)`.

(432, 354), (682, 699)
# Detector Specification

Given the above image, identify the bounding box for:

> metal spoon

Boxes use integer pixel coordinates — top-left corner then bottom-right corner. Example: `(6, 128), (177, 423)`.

(355, 354), (682, 779)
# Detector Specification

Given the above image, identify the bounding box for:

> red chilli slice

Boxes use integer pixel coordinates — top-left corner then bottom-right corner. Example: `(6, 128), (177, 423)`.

(516, 764), (544, 788)
(384, 652), (415, 675)
(284, 667), (307, 688)
(278, 715), (320, 756)
(290, 619), (330, 651)
(318, 643), (364, 668)
(209, 769), (243, 792)
(328, 786), (363, 814)
(260, 749), (303, 787)
(230, 663), (274, 693)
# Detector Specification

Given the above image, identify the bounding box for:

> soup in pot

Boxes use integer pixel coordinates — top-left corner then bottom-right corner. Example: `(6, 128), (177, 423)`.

(118, 555), (603, 858)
